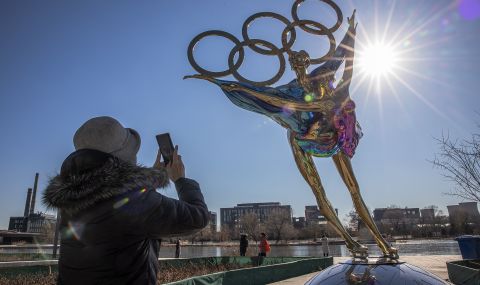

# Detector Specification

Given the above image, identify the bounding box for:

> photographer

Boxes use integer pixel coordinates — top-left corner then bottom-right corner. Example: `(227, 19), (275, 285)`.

(43, 116), (209, 285)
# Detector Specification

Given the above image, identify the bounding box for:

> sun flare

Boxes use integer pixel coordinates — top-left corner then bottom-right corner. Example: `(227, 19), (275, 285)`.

(358, 43), (398, 77)
(344, 1), (458, 124)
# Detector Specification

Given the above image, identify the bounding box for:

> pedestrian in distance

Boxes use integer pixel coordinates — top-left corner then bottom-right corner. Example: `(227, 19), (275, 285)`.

(239, 234), (249, 256)
(321, 234), (330, 257)
(43, 116), (209, 285)
(258, 233), (271, 257)
(175, 239), (181, 258)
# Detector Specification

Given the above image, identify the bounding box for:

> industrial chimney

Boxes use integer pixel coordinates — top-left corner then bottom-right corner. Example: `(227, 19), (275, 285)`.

(29, 173), (39, 215)
(24, 188), (32, 217)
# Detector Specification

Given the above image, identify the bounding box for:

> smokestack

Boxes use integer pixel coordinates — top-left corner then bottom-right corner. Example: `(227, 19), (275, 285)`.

(24, 188), (32, 217)
(29, 173), (39, 215)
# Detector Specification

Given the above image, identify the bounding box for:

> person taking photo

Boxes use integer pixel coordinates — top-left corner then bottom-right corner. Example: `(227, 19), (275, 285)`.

(43, 116), (209, 285)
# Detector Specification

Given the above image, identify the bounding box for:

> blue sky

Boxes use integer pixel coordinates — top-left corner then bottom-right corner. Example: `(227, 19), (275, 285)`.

(1, 0), (479, 229)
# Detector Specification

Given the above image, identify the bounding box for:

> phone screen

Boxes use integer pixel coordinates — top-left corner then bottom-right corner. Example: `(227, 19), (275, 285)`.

(156, 133), (174, 164)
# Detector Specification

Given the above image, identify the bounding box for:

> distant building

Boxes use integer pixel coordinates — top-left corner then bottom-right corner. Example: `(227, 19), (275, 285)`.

(447, 202), (480, 233)
(293, 217), (306, 229)
(373, 207), (420, 222)
(209, 211), (217, 232)
(420, 208), (435, 220)
(7, 173), (57, 234)
(8, 213), (56, 233)
(305, 205), (324, 225)
(447, 202), (480, 219)
(304, 205), (337, 225)
(8, 216), (28, 232)
(373, 207), (421, 235)
(220, 202), (292, 230)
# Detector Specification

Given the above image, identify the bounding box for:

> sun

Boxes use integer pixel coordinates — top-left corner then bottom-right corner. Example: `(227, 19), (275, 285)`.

(344, 1), (459, 122)
(357, 43), (399, 78)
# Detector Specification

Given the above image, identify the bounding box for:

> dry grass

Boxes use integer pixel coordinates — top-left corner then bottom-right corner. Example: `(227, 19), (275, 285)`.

(0, 262), (251, 284)
(0, 274), (56, 285)
(158, 262), (250, 284)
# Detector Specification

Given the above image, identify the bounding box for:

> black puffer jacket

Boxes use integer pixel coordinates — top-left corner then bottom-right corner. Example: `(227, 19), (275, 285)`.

(43, 149), (209, 285)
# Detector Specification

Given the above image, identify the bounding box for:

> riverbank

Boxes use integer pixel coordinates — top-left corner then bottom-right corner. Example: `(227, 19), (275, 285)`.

(269, 255), (461, 284)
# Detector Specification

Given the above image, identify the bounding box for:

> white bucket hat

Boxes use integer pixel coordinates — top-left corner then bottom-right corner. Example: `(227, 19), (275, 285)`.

(73, 116), (141, 164)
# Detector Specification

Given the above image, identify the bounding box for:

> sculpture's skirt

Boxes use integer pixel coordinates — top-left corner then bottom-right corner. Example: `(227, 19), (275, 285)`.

(296, 132), (341, 158)
(295, 99), (362, 158)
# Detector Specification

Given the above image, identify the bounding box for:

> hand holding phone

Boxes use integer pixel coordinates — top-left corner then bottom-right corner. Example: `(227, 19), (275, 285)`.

(166, 145), (185, 182)
(156, 133), (174, 165)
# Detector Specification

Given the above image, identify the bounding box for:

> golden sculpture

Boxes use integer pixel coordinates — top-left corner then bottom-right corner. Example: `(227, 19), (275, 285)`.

(186, 1), (398, 259)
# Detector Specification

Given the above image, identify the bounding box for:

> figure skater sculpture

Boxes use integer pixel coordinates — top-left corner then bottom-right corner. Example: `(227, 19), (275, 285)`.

(186, 2), (398, 259)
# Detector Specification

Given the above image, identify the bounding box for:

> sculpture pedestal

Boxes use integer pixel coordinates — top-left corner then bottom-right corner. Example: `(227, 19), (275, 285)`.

(306, 257), (450, 285)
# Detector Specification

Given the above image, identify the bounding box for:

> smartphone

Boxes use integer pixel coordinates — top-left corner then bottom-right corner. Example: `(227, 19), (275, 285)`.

(156, 133), (174, 165)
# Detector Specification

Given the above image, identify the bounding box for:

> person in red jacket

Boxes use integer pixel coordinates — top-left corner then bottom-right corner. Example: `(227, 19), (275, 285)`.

(258, 233), (271, 257)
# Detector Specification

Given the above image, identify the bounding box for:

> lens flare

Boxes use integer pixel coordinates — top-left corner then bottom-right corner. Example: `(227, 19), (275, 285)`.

(282, 104), (294, 116)
(458, 0), (480, 20)
(113, 197), (130, 209)
(304, 93), (314, 102)
(64, 221), (83, 240)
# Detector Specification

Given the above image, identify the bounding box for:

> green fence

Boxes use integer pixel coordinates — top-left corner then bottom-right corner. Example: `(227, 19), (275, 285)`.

(447, 259), (480, 285)
(0, 261), (58, 279)
(164, 257), (332, 285)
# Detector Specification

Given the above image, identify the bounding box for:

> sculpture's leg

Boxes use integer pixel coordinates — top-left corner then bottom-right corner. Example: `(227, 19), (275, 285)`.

(288, 132), (368, 258)
(332, 151), (399, 259)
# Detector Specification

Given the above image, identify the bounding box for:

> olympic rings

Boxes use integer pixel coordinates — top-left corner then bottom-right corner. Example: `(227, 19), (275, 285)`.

(228, 39), (286, 86)
(282, 20), (336, 64)
(242, 12), (296, 55)
(291, 0), (343, 35)
(186, 2), (346, 86)
(187, 30), (244, 77)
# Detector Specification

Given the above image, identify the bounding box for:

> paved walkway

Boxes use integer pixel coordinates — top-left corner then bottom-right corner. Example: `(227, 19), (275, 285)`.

(268, 255), (461, 284)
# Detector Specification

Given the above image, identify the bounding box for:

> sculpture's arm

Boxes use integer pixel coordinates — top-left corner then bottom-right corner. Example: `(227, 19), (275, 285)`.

(220, 82), (335, 112)
(338, 12), (357, 91)
(310, 10), (357, 81)
(184, 74), (333, 112)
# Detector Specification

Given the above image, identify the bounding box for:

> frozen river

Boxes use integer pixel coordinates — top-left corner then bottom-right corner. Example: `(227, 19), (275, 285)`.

(159, 239), (460, 258)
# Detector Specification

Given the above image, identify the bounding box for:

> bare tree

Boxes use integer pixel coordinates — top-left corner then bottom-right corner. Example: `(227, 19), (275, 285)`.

(432, 130), (480, 202)
(265, 210), (292, 244)
(301, 223), (322, 241)
(345, 209), (360, 232)
(280, 224), (297, 243)
(432, 210), (449, 237)
(188, 225), (214, 244)
(239, 212), (263, 242)
(218, 227), (233, 242)
(325, 223), (341, 238)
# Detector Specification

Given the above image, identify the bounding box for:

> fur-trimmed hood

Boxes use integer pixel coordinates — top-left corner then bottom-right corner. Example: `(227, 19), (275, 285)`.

(43, 149), (169, 215)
